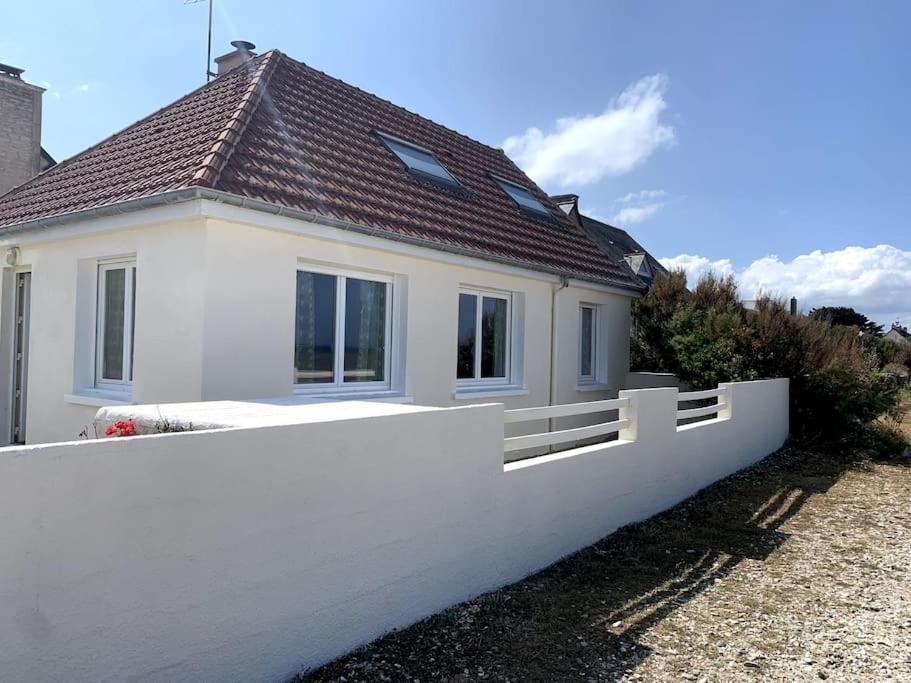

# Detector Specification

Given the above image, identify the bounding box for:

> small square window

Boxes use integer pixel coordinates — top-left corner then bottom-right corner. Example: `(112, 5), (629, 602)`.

(491, 175), (552, 218)
(377, 132), (461, 187)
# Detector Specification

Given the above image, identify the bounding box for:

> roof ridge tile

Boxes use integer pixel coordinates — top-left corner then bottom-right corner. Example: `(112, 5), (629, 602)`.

(0, 57), (268, 202)
(188, 50), (283, 188)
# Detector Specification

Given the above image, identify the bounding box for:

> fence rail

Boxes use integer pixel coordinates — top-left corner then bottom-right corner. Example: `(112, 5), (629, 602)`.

(676, 385), (729, 422)
(503, 385), (736, 454)
(504, 397), (628, 423)
(678, 387), (726, 401)
(503, 397), (630, 453)
(504, 418), (630, 453)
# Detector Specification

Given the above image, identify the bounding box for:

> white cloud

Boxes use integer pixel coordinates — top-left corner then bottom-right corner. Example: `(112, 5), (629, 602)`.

(659, 245), (911, 326)
(611, 189), (668, 225)
(659, 253), (735, 282)
(502, 74), (675, 188)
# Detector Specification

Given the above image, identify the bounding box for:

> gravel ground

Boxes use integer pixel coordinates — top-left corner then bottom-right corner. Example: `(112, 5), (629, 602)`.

(300, 411), (911, 682)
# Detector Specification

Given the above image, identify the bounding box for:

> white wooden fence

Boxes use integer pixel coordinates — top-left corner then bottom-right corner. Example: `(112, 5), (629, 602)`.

(503, 384), (734, 453)
(503, 397), (629, 453)
(676, 386), (730, 421)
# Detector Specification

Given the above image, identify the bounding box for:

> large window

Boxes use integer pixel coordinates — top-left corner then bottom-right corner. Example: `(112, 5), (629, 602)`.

(579, 304), (597, 382)
(295, 269), (392, 390)
(456, 288), (510, 384)
(95, 259), (136, 390)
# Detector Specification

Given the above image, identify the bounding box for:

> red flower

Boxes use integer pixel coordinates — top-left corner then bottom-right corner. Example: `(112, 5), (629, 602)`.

(106, 419), (136, 437)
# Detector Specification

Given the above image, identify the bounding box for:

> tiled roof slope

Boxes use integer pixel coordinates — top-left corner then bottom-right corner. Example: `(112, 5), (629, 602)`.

(0, 50), (642, 290)
(578, 214), (667, 280)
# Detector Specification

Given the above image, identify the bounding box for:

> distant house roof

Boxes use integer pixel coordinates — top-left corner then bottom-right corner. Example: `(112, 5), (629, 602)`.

(0, 50), (644, 292)
(551, 194), (667, 285)
(886, 325), (911, 347)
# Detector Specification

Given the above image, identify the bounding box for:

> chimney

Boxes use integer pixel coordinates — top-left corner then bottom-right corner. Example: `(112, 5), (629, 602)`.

(0, 63), (45, 196)
(214, 41), (257, 76)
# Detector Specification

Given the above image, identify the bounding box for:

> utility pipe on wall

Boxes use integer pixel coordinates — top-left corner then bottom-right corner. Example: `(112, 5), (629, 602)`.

(548, 275), (570, 440)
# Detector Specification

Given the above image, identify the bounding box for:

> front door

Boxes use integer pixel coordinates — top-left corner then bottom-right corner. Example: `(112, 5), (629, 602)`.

(10, 271), (30, 444)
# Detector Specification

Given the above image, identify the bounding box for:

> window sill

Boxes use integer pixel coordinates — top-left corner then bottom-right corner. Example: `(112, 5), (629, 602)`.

(576, 382), (612, 393)
(453, 385), (529, 400)
(288, 389), (413, 404)
(64, 389), (134, 408)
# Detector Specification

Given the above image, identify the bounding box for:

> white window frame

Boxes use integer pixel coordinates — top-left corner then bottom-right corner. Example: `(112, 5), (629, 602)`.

(94, 258), (136, 392)
(578, 303), (598, 383)
(293, 265), (395, 395)
(456, 287), (512, 387)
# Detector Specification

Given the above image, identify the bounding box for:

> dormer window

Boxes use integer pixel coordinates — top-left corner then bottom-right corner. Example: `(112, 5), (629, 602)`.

(625, 253), (653, 282)
(377, 132), (461, 188)
(491, 175), (551, 218)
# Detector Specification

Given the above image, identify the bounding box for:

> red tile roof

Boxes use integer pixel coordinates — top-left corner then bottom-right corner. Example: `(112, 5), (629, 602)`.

(0, 50), (643, 291)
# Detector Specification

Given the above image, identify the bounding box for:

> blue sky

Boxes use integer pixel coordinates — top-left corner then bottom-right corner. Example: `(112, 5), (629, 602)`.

(3, 1), (909, 324)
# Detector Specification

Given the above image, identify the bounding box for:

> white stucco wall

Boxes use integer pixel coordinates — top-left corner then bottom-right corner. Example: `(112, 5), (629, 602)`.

(0, 200), (637, 444)
(1, 218), (212, 443)
(0, 379), (788, 682)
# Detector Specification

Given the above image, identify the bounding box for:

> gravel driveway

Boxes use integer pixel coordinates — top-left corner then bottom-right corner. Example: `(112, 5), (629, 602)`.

(300, 428), (911, 682)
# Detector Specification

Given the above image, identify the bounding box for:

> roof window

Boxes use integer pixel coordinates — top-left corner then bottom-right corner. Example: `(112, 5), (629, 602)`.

(491, 175), (551, 218)
(377, 132), (461, 188)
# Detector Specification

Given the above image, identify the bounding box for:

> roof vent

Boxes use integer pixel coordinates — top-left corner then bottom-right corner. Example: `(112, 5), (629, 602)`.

(214, 40), (257, 76)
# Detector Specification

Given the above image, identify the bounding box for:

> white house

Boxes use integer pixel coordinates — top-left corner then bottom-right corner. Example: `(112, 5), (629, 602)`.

(0, 44), (647, 445)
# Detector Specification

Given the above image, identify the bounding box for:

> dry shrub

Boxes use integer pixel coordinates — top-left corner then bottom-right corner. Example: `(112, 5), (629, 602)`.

(632, 271), (905, 444)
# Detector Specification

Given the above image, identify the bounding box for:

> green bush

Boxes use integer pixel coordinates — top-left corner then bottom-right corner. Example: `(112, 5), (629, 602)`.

(631, 271), (904, 443)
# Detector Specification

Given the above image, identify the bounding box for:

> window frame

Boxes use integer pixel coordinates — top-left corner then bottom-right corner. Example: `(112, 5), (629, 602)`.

(375, 131), (462, 189)
(578, 303), (598, 383)
(293, 264), (395, 395)
(456, 286), (512, 387)
(94, 258), (136, 392)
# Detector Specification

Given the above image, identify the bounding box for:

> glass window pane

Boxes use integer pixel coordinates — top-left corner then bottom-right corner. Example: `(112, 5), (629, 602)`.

(457, 293), (477, 379)
(295, 271), (337, 384)
(344, 278), (387, 383)
(481, 296), (508, 378)
(383, 137), (458, 184)
(580, 307), (594, 377)
(495, 178), (550, 215)
(102, 268), (126, 380)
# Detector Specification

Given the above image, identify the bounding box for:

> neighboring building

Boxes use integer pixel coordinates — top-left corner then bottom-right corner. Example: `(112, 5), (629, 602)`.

(551, 194), (667, 286)
(0, 44), (646, 445)
(0, 63), (55, 197)
(885, 323), (911, 347)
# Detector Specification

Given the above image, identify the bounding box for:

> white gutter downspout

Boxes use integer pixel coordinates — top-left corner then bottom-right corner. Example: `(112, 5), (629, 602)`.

(548, 275), (570, 443)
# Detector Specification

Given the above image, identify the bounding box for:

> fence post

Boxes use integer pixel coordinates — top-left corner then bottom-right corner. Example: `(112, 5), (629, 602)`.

(619, 387), (678, 443)
(717, 382), (734, 420)
(618, 389), (639, 442)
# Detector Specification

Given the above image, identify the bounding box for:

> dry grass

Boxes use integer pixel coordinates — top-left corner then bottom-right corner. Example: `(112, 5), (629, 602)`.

(299, 405), (911, 682)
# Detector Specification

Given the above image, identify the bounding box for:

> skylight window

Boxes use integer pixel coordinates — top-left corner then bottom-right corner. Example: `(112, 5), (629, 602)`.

(377, 132), (460, 187)
(491, 175), (552, 217)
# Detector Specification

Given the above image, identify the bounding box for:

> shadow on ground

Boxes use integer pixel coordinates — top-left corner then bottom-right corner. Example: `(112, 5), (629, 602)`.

(299, 438), (910, 683)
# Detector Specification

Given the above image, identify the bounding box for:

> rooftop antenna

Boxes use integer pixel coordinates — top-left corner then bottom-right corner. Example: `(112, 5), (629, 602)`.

(185, 0), (216, 82)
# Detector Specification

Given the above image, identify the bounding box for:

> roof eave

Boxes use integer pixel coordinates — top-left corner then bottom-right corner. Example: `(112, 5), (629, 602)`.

(0, 190), (645, 296)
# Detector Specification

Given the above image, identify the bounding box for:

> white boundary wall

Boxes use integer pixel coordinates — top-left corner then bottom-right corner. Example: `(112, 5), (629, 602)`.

(0, 379), (788, 682)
